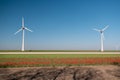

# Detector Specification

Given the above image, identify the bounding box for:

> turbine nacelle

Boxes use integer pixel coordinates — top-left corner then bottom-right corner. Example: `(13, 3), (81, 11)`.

(22, 27), (25, 30)
(100, 30), (103, 33)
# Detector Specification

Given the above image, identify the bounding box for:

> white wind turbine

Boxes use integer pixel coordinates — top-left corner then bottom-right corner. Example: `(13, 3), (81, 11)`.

(15, 17), (33, 51)
(93, 25), (109, 52)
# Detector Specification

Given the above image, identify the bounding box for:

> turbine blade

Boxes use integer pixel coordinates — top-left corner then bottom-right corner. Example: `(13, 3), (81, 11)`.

(102, 25), (109, 31)
(14, 28), (22, 35)
(93, 28), (100, 32)
(25, 27), (33, 32)
(22, 17), (24, 27)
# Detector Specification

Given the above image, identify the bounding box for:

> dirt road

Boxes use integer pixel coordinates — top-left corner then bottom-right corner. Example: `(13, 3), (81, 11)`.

(0, 52), (120, 54)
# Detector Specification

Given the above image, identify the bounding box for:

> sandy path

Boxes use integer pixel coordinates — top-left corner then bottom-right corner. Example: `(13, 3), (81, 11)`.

(0, 52), (120, 54)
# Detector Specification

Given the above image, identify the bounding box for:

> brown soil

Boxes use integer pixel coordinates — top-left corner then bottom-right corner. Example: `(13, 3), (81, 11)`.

(0, 65), (120, 80)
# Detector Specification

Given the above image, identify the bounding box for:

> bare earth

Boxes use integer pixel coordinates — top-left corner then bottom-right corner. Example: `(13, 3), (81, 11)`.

(0, 65), (120, 80)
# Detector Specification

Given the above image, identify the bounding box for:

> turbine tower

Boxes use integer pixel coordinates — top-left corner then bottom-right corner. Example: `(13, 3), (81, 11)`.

(15, 17), (33, 51)
(93, 25), (109, 52)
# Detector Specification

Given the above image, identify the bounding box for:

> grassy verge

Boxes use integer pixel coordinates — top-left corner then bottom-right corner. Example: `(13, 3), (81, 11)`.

(0, 54), (120, 58)
(0, 50), (120, 52)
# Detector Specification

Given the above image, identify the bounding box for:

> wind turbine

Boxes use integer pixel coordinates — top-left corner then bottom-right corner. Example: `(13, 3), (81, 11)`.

(15, 17), (33, 51)
(93, 25), (109, 52)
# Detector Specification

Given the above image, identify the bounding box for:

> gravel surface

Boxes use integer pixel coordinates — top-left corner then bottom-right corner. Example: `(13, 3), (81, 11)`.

(0, 52), (120, 54)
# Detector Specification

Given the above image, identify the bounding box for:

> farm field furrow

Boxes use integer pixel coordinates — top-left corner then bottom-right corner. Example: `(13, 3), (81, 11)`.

(0, 53), (120, 67)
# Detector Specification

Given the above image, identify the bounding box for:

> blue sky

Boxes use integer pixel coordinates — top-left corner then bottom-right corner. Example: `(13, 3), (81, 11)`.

(0, 0), (120, 50)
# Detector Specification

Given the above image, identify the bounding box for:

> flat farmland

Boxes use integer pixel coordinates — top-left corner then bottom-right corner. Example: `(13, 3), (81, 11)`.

(0, 52), (120, 80)
(0, 52), (120, 67)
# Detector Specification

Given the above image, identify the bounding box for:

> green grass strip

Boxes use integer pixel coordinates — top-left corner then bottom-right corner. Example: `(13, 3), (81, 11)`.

(0, 54), (120, 58)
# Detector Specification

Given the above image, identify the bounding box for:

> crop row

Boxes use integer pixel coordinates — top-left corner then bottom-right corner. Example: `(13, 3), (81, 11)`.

(0, 57), (120, 67)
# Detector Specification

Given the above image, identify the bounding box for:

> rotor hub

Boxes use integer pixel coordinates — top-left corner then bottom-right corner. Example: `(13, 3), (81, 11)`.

(100, 31), (103, 33)
(22, 27), (25, 30)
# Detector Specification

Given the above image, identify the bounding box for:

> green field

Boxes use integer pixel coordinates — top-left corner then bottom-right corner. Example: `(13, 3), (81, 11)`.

(0, 54), (120, 58)
(0, 54), (120, 67)
(0, 50), (120, 52)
